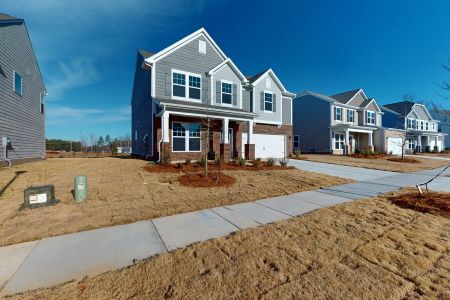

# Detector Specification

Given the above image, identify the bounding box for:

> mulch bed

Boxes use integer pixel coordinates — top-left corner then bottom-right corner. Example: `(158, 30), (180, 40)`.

(143, 162), (294, 173)
(349, 153), (387, 159)
(178, 172), (236, 188)
(388, 192), (450, 219)
(387, 157), (420, 163)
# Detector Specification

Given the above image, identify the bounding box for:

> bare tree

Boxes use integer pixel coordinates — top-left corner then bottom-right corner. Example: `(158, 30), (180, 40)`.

(88, 132), (96, 152)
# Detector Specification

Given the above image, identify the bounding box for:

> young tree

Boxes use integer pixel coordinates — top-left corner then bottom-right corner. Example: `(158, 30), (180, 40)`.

(97, 136), (104, 151)
(88, 132), (96, 152)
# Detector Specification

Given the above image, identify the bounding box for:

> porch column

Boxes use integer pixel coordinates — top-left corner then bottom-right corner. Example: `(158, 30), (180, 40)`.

(222, 117), (229, 144)
(220, 117), (231, 160)
(368, 132), (373, 147)
(344, 129), (350, 155)
(162, 111), (170, 143)
(245, 120), (255, 160)
(435, 136), (439, 151)
(417, 135), (422, 152)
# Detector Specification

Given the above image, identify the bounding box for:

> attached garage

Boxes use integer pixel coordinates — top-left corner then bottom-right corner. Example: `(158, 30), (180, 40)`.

(242, 133), (286, 159)
(387, 137), (403, 155)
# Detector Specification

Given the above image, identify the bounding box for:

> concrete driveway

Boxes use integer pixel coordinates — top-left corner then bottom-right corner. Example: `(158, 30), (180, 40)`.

(288, 159), (398, 181)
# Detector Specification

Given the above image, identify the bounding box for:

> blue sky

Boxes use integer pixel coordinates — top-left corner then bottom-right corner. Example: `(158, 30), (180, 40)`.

(3, 0), (450, 141)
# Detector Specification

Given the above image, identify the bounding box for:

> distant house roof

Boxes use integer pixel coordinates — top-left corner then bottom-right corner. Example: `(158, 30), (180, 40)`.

(245, 69), (269, 83)
(138, 49), (154, 59)
(383, 101), (416, 115)
(380, 105), (401, 115)
(0, 13), (23, 24)
(330, 88), (361, 104)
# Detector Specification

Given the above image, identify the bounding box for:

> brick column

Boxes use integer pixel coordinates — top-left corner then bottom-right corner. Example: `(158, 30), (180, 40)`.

(160, 142), (171, 163)
(366, 146), (374, 153)
(245, 144), (255, 160)
(220, 143), (231, 161)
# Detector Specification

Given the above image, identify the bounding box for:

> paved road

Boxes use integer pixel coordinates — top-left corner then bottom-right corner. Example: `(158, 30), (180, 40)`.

(1, 163), (449, 296)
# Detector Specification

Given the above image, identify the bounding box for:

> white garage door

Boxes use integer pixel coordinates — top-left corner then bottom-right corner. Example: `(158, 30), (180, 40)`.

(242, 133), (286, 159)
(387, 137), (403, 155)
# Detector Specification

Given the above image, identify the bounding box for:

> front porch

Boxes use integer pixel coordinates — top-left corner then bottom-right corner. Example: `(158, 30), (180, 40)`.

(406, 133), (445, 153)
(157, 110), (256, 162)
(332, 125), (375, 155)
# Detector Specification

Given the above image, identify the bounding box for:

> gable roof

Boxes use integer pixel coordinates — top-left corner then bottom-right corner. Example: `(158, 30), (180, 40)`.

(330, 88), (363, 104)
(0, 13), (23, 24)
(296, 90), (337, 103)
(246, 69), (269, 83)
(138, 49), (154, 59)
(383, 101), (415, 115)
(247, 68), (288, 93)
(207, 58), (247, 82)
(381, 105), (401, 116)
(144, 28), (227, 65)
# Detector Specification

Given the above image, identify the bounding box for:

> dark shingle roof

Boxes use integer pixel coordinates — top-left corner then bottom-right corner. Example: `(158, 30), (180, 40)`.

(330, 88), (361, 104)
(380, 105), (401, 115)
(383, 101), (415, 115)
(0, 13), (23, 23)
(138, 49), (154, 59)
(246, 69), (269, 83)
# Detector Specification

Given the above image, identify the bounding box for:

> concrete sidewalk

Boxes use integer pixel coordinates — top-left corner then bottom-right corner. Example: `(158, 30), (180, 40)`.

(406, 154), (450, 161)
(1, 165), (449, 297)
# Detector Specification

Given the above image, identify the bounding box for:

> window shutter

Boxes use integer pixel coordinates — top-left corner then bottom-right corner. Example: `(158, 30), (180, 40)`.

(216, 81), (221, 104)
(232, 84), (237, 106)
(273, 94), (277, 112)
(260, 91), (264, 111)
(166, 72), (171, 96)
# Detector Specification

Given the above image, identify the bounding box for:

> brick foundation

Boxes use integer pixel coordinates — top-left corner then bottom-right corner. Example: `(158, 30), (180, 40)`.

(220, 143), (231, 161)
(245, 144), (255, 160)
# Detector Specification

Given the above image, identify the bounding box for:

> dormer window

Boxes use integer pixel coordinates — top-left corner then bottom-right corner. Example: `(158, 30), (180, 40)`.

(221, 81), (232, 104)
(425, 122), (429, 131)
(407, 118), (414, 129)
(334, 107), (342, 121)
(366, 111), (375, 125)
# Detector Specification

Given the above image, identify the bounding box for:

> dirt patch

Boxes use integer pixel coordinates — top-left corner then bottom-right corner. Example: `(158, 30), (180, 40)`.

(10, 191), (450, 299)
(387, 157), (420, 163)
(178, 172), (235, 188)
(388, 192), (450, 218)
(300, 154), (449, 172)
(0, 158), (351, 246)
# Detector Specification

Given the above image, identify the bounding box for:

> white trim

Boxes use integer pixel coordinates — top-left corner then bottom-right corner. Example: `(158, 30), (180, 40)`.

(413, 103), (434, 121)
(151, 66), (156, 98)
(345, 89), (368, 105)
(363, 98), (382, 112)
(334, 106), (343, 122)
(239, 84), (243, 109)
(254, 120), (282, 125)
(171, 69), (202, 102)
(146, 28), (227, 64)
(171, 121), (202, 153)
(251, 69), (287, 93)
(167, 110), (253, 122)
(207, 58), (248, 82)
(263, 90), (274, 113)
(366, 110), (376, 125)
(220, 79), (233, 106)
(158, 100), (257, 118)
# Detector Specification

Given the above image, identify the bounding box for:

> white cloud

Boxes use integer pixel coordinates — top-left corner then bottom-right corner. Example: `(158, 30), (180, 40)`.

(45, 58), (100, 101)
(46, 105), (130, 125)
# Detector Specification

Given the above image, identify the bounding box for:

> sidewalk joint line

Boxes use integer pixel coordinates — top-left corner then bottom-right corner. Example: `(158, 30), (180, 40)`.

(253, 202), (295, 218)
(150, 220), (169, 253)
(209, 209), (244, 231)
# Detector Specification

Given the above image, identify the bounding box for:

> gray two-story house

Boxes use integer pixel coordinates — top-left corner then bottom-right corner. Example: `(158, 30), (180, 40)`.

(131, 28), (294, 161)
(293, 89), (383, 154)
(382, 101), (446, 152)
(0, 13), (46, 166)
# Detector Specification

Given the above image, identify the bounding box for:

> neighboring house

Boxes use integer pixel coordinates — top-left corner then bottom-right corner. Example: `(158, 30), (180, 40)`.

(293, 89), (383, 155)
(0, 13), (46, 165)
(116, 146), (131, 154)
(131, 28), (294, 161)
(430, 110), (450, 149)
(382, 101), (446, 152)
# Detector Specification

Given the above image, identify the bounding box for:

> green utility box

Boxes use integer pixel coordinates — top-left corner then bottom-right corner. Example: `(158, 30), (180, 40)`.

(23, 185), (58, 209)
(74, 175), (87, 202)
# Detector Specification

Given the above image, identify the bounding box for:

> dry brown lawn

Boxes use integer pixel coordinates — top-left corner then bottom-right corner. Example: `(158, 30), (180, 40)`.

(0, 158), (350, 247)
(299, 154), (450, 172)
(9, 191), (450, 299)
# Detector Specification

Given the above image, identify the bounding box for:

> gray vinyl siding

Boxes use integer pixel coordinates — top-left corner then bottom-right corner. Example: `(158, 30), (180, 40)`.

(282, 97), (292, 125)
(376, 113), (382, 127)
(253, 73), (282, 123)
(0, 22), (45, 162)
(131, 53), (153, 157)
(293, 95), (331, 153)
(242, 89), (251, 112)
(213, 64), (241, 108)
(154, 36), (223, 105)
(412, 105), (431, 120)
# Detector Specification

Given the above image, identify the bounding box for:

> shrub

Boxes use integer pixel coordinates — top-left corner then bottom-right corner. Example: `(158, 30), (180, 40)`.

(176, 162), (183, 169)
(279, 158), (288, 167)
(185, 158), (191, 164)
(293, 149), (301, 158)
(215, 156), (225, 167)
(252, 158), (262, 168)
(267, 157), (276, 166)
(198, 156), (207, 167)
(160, 151), (171, 165)
(237, 157), (246, 166)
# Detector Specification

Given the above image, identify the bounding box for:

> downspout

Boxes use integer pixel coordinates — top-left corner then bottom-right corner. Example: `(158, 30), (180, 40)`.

(2, 142), (12, 167)
(157, 106), (166, 163)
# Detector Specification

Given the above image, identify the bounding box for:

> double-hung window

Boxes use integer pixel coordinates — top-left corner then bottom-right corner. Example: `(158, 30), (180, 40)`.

(408, 138), (415, 149)
(334, 107), (342, 121)
(172, 72), (186, 98)
(172, 70), (201, 101)
(221, 82), (232, 104)
(13, 71), (22, 95)
(347, 110), (354, 123)
(366, 111), (375, 125)
(172, 122), (201, 152)
(293, 135), (299, 149)
(420, 121), (424, 130)
(407, 118), (414, 129)
(334, 133), (344, 150)
(425, 122), (429, 131)
(264, 92), (273, 112)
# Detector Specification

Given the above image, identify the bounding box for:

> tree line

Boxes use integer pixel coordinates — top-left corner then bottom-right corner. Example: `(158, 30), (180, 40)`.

(46, 133), (131, 153)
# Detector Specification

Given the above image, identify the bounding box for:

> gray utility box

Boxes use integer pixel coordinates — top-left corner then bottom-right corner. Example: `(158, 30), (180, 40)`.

(24, 185), (59, 209)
